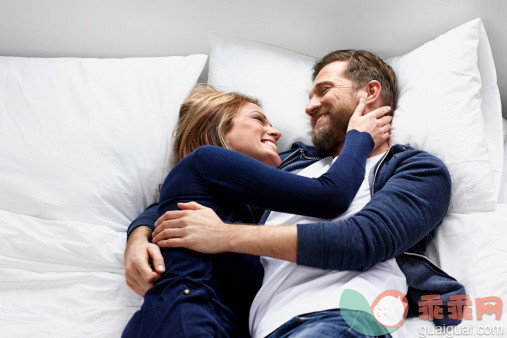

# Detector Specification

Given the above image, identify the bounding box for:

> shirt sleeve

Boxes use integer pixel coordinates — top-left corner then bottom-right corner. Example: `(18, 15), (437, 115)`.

(191, 129), (374, 219)
(126, 203), (158, 238)
(296, 150), (452, 270)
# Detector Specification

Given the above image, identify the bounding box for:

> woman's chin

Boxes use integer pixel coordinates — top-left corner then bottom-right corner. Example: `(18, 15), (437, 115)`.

(268, 154), (282, 168)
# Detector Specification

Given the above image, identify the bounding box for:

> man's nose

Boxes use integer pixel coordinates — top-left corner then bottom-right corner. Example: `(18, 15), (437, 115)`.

(305, 96), (321, 116)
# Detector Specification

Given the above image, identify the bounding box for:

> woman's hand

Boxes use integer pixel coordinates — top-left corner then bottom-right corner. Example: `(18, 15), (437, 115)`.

(347, 98), (392, 148)
(152, 202), (230, 254)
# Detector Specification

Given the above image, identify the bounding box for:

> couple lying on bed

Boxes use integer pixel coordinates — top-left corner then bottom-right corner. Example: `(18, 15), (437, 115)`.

(122, 50), (464, 338)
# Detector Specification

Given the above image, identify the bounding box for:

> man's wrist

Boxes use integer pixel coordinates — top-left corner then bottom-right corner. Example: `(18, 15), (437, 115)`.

(128, 225), (153, 243)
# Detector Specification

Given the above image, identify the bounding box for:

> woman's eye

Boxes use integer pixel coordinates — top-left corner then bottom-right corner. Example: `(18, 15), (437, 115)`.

(253, 116), (264, 123)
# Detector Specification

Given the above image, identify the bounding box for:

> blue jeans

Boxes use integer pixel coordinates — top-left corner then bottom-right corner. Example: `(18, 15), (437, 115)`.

(266, 309), (392, 338)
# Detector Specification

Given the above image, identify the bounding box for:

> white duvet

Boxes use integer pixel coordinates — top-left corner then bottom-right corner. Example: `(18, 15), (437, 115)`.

(0, 209), (142, 337)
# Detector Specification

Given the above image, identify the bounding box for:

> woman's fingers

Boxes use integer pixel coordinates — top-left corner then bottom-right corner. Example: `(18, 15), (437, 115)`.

(369, 105), (392, 118)
(378, 115), (393, 126)
(351, 97), (367, 117)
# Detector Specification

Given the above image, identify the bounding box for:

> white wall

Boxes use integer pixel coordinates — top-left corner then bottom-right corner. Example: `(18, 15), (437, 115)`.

(0, 0), (506, 118)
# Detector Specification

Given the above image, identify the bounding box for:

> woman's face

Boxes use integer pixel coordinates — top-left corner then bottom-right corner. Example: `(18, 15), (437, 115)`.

(226, 103), (282, 167)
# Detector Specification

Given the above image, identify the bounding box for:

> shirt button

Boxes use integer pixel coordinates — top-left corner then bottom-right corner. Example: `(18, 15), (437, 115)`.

(183, 289), (190, 295)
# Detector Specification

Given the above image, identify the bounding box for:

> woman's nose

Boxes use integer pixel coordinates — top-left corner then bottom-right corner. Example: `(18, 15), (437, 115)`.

(267, 127), (282, 141)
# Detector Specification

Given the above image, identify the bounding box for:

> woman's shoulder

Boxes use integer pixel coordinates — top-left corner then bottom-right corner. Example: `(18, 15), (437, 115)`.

(177, 145), (235, 169)
(189, 145), (230, 159)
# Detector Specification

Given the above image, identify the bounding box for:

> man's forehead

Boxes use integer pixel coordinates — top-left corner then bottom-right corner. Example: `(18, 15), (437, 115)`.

(314, 60), (348, 81)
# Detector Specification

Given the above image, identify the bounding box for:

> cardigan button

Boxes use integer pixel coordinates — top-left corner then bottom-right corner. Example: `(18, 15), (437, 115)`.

(183, 289), (190, 295)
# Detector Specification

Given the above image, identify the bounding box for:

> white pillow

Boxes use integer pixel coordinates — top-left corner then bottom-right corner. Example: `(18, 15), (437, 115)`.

(0, 55), (207, 230)
(208, 35), (315, 152)
(388, 18), (503, 212)
(207, 18), (503, 213)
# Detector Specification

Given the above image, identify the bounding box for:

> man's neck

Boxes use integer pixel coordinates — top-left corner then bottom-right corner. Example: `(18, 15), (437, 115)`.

(369, 141), (390, 158)
(332, 141), (389, 158)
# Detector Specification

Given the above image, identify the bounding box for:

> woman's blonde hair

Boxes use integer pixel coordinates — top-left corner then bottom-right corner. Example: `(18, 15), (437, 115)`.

(172, 84), (261, 164)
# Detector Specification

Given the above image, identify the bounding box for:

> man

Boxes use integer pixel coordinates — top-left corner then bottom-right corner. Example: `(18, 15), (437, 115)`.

(125, 50), (464, 337)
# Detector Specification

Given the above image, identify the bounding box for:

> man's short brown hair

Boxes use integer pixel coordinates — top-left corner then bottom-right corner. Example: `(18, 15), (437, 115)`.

(312, 50), (398, 110)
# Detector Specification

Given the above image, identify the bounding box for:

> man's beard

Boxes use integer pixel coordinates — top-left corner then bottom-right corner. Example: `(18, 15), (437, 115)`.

(311, 102), (355, 155)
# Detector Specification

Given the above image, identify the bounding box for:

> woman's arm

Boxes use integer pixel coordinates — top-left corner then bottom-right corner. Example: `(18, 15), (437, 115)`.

(161, 129), (373, 219)
(157, 102), (389, 220)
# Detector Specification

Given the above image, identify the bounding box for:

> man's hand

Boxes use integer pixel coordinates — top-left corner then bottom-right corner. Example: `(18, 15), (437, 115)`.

(152, 202), (230, 254)
(347, 98), (392, 148)
(124, 226), (165, 297)
(153, 202), (298, 263)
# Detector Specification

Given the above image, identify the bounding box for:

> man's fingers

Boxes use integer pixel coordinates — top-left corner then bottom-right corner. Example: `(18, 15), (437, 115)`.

(135, 255), (160, 284)
(153, 228), (186, 244)
(125, 266), (149, 297)
(177, 201), (206, 211)
(147, 244), (165, 273)
(352, 97), (367, 116)
(156, 238), (186, 248)
(155, 210), (186, 227)
(153, 219), (187, 237)
(126, 276), (146, 297)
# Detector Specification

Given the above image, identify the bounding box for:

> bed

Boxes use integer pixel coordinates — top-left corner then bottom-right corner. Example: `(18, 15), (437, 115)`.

(0, 1), (506, 337)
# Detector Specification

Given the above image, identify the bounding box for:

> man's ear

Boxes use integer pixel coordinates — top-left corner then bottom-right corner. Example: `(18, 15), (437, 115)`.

(364, 80), (382, 106)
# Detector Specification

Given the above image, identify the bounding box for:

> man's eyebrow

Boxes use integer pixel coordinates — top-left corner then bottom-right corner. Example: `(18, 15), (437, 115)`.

(308, 81), (334, 99)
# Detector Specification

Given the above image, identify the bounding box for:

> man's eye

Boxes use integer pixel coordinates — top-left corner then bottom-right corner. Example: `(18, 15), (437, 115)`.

(320, 88), (330, 95)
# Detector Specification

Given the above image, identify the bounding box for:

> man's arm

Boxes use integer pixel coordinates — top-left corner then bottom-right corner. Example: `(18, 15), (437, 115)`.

(296, 149), (451, 270)
(153, 150), (451, 270)
(124, 204), (165, 297)
(152, 202), (297, 262)
(127, 203), (158, 238)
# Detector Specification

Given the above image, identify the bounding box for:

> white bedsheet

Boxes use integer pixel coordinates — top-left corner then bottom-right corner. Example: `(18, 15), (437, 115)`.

(0, 209), (142, 337)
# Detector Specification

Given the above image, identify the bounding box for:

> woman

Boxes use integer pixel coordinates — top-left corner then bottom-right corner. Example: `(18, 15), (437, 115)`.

(123, 84), (391, 338)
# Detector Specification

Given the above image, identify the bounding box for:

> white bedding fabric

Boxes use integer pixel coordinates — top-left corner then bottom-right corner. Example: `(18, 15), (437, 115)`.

(0, 209), (142, 337)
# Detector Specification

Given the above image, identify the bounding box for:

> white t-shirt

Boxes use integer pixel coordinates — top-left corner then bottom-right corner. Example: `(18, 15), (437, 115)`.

(249, 153), (408, 338)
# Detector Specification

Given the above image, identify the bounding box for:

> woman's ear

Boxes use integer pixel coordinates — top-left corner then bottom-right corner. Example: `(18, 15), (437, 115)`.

(364, 80), (382, 105)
